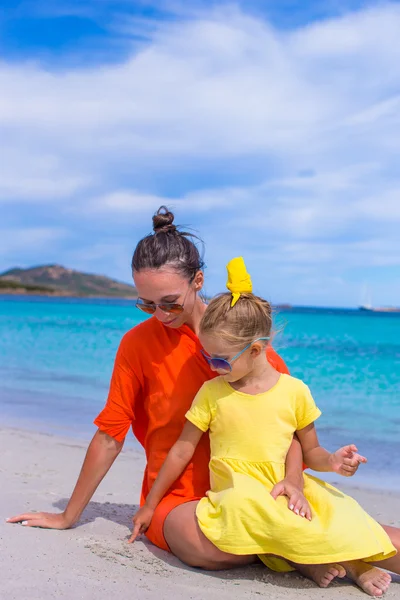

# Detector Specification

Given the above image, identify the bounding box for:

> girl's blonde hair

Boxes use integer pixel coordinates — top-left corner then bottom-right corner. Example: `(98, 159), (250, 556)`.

(200, 292), (272, 348)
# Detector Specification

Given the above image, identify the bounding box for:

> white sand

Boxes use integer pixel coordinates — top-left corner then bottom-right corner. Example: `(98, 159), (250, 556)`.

(1, 427), (399, 599)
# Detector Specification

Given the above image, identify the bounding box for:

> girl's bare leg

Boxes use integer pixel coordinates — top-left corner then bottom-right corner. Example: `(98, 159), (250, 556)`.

(290, 563), (346, 587)
(341, 561), (391, 597)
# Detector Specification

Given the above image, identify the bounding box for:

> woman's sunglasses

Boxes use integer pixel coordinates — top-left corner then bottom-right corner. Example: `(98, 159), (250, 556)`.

(135, 284), (191, 315)
(136, 299), (185, 315)
(201, 337), (270, 373)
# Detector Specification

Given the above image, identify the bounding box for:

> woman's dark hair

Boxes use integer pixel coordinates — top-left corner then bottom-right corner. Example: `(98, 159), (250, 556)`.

(131, 206), (204, 280)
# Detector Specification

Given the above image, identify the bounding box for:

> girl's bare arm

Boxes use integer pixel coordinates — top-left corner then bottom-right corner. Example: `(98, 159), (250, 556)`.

(146, 421), (203, 510)
(129, 421), (203, 541)
(297, 423), (367, 475)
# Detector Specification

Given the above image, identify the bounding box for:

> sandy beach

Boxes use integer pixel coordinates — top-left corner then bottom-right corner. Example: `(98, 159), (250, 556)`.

(1, 427), (398, 600)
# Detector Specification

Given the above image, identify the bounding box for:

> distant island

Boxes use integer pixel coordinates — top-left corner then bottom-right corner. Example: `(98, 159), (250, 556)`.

(0, 265), (138, 298)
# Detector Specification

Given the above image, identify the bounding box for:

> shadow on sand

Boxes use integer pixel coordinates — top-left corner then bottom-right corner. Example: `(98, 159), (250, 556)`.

(53, 498), (363, 592)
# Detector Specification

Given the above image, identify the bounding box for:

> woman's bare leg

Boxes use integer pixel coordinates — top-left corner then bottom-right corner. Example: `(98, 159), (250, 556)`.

(370, 525), (400, 574)
(341, 524), (400, 597)
(164, 501), (345, 587)
(163, 501), (256, 570)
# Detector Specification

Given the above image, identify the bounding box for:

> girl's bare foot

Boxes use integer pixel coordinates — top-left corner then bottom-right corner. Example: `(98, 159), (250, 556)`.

(343, 561), (392, 597)
(292, 563), (346, 587)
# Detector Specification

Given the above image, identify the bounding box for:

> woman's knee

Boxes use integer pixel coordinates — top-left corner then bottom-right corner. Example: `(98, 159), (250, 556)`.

(163, 501), (255, 570)
(381, 524), (400, 551)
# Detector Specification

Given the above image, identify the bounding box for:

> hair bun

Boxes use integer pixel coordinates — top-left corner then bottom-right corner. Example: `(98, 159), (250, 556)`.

(152, 206), (177, 234)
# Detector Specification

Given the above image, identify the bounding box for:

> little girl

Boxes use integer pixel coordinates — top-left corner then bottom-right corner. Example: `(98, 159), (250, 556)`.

(131, 257), (396, 597)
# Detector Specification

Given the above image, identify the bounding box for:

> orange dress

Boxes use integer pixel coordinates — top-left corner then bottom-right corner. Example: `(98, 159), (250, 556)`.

(94, 316), (289, 551)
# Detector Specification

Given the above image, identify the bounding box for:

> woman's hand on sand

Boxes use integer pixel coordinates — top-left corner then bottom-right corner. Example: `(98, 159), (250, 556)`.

(128, 505), (154, 543)
(6, 512), (73, 529)
(329, 444), (367, 477)
(270, 479), (312, 521)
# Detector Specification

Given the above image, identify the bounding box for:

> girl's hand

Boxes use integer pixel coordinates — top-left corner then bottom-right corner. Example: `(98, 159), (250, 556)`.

(270, 479), (312, 521)
(128, 505), (154, 543)
(6, 511), (73, 529)
(329, 444), (367, 477)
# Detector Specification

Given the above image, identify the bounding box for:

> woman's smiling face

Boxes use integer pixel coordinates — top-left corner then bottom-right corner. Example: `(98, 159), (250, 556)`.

(133, 267), (203, 328)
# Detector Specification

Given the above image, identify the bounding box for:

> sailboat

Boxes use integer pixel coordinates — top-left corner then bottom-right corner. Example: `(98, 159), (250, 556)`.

(359, 305), (400, 313)
(358, 284), (400, 313)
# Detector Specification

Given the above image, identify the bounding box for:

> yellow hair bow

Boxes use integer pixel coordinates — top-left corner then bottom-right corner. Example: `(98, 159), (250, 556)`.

(226, 257), (253, 307)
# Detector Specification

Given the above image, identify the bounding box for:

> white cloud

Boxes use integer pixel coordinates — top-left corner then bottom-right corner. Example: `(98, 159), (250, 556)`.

(88, 187), (231, 216)
(0, 227), (68, 256)
(2, 3), (400, 305)
(0, 4), (398, 171)
(91, 191), (170, 213)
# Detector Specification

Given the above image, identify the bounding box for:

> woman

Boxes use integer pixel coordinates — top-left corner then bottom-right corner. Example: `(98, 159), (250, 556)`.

(8, 207), (400, 590)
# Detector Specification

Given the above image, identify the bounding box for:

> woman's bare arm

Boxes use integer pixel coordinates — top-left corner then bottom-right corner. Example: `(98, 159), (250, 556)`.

(7, 429), (123, 529)
(270, 434), (311, 520)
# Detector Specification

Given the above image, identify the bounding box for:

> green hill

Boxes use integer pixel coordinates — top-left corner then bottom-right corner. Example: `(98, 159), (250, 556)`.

(0, 265), (137, 298)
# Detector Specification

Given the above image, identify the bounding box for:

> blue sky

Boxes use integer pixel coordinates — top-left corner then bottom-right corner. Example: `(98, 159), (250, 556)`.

(1, 0), (400, 307)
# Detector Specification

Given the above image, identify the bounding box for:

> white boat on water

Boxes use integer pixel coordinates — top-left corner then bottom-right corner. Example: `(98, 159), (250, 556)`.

(359, 305), (400, 313)
(358, 284), (400, 313)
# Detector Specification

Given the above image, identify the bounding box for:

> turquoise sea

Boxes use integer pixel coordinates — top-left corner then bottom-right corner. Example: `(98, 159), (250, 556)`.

(1, 295), (399, 490)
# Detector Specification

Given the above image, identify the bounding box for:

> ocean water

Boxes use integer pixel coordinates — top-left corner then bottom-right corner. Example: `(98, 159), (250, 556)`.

(1, 296), (399, 489)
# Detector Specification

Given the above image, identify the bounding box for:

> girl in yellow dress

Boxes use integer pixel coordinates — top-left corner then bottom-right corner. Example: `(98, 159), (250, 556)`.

(132, 257), (397, 597)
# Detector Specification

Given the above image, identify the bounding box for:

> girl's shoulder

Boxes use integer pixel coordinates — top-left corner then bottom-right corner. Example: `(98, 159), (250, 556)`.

(197, 375), (225, 393)
(278, 373), (311, 394)
(194, 376), (226, 402)
(279, 375), (319, 416)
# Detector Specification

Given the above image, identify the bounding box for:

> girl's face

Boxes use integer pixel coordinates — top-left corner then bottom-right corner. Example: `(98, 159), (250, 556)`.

(133, 267), (203, 329)
(199, 332), (256, 382)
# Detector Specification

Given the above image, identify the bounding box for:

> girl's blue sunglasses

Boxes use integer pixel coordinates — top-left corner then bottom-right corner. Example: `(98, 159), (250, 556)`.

(201, 337), (270, 373)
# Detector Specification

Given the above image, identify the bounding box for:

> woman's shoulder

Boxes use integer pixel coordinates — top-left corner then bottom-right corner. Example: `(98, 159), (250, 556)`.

(123, 316), (159, 338)
(118, 317), (162, 355)
(266, 346), (290, 374)
(118, 317), (193, 361)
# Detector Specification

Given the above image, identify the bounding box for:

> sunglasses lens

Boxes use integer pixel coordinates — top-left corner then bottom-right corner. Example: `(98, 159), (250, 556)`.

(158, 303), (184, 315)
(200, 350), (231, 372)
(136, 303), (156, 314)
(210, 359), (231, 372)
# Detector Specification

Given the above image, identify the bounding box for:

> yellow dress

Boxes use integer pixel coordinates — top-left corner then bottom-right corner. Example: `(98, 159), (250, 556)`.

(185, 374), (396, 571)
